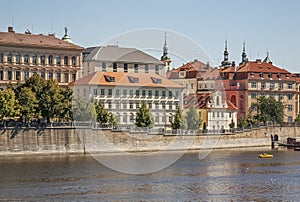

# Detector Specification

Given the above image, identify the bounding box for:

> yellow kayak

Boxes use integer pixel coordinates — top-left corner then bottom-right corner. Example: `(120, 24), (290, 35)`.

(258, 153), (273, 158)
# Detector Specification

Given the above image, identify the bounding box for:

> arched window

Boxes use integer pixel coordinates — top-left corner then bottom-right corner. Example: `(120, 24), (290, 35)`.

(24, 53), (29, 64)
(56, 55), (61, 65)
(32, 54), (37, 64)
(216, 96), (220, 106)
(0, 52), (3, 62)
(15, 52), (20, 64)
(230, 95), (236, 106)
(122, 113), (127, 123)
(71, 56), (76, 66)
(64, 56), (68, 65)
(48, 55), (53, 65)
(7, 52), (12, 63)
(40, 55), (45, 65)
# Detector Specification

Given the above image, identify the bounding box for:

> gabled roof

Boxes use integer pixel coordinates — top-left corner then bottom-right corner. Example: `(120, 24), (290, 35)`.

(74, 72), (183, 88)
(0, 31), (83, 51)
(83, 46), (164, 64)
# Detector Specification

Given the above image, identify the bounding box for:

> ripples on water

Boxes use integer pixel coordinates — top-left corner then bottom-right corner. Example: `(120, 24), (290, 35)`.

(0, 148), (300, 201)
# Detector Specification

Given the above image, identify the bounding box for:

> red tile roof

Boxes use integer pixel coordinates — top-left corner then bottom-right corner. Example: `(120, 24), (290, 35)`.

(0, 31), (83, 51)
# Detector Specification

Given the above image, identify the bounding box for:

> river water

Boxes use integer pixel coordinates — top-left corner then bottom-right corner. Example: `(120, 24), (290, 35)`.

(0, 148), (300, 201)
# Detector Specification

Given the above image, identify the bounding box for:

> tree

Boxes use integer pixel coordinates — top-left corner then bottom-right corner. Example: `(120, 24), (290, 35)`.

(185, 105), (201, 130)
(135, 100), (154, 128)
(95, 100), (109, 124)
(18, 87), (38, 123)
(72, 97), (95, 122)
(0, 89), (19, 121)
(249, 96), (285, 124)
(171, 106), (185, 129)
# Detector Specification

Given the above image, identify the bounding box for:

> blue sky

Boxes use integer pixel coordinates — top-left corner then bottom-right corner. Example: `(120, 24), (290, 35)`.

(1, 0), (300, 71)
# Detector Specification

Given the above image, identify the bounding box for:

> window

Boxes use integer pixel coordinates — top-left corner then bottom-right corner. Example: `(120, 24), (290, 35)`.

(155, 102), (159, 110)
(270, 83), (274, 89)
(113, 63), (117, 72)
(15, 52), (20, 64)
(16, 71), (20, 80)
(270, 93), (275, 98)
(56, 55), (61, 65)
(288, 93), (293, 100)
(64, 73), (69, 82)
(148, 102), (152, 109)
(7, 70), (12, 80)
(128, 76), (139, 83)
(261, 82), (266, 89)
(162, 91), (166, 98)
(288, 116), (293, 123)
(108, 89), (112, 96)
(102, 62), (106, 72)
(7, 52), (12, 63)
(279, 94), (284, 100)
(72, 74), (76, 82)
(259, 72), (263, 78)
(123, 89), (127, 96)
(49, 72), (53, 79)
(169, 103), (172, 110)
(175, 91), (179, 98)
(162, 102), (166, 109)
(24, 71), (29, 80)
(155, 65), (159, 74)
(148, 90), (152, 97)
(155, 90), (159, 97)
(40, 55), (45, 65)
(48, 55), (53, 65)
(155, 114), (159, 123)
(104, 75), (115, 82)
(251, 82), (257, 88)
(288, 104), (293, 112)
(145, 64), (149, 73)
(142, 90), (146, 97)
(134, 64), (138, 73)
(129, 102), (133, 109)
(116, 102), (120, 109)
(56, 72), (61, 82)
(162, 114), (166, 123)
(129, 89), (133, 97)
(151, 77), (162, 84)
(116, 89), (120, 96)
(168, 91), (172, 98)
(124, 63), (128, 72)
(169, 114), (173, 123)
(24, 53), (29, 64)
(136, 103), (140, 109)
(0, 52), (3, 62)
(93, 89), (97, 95)
(288, 83), (293, 89)
(279, 83), (283, 90)
(108, 101), (112, 109)
(101, 89), (105, 96)
(41, 72), (45, 79)
(261, 92), (266, 97)
(0, 71), (3, 80)
(212, 112), (215, 118)
(64, 56), (68, 65)
(122, 113), (127, 123)
(72, 56), (76, 66)
(250, 92), (256, 99)
(123, 102), (127, 109)
(135, 90), (140, 96)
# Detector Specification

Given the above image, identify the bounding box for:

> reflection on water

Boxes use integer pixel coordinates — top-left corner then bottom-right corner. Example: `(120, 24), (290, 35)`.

(0, 148), (300, 201)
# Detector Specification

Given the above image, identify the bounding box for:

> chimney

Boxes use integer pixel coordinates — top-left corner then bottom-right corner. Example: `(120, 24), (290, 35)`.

(256, 59), (262, 63)
(8, 26), (15, 33)
(231, 61), (236, 67)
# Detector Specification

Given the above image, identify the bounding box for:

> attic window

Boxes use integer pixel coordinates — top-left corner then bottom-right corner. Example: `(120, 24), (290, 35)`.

(259, 72), (263, 77)
(250, 72), (254, 77)
(151, 77), (162, 84)
(277, 73), (281, 78)
(128, 76), (139, 83)
(268, 73), (272, 78)
(104, 75), (115, 82)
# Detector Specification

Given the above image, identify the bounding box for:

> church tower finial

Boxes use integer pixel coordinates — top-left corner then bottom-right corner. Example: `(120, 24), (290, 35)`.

(161, 32), (172, 72)
(221, 39), (231, 67)
(62, 26), (72, 43)
(241, 41), (247, 64)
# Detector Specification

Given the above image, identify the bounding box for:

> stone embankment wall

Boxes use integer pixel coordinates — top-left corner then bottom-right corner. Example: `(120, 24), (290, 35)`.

(0, 126), (298, 154)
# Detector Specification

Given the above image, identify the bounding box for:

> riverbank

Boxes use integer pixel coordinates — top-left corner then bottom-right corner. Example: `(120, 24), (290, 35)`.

(0, 126), (298, 155)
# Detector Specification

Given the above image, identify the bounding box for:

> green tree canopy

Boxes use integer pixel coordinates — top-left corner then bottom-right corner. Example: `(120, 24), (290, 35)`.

(18, 87), (38, 122)
(185, 105), (201, 130)
(135, 100), (154, 128)
(95, 100), (109, 124)
(0, 89), (19, 121)
(172, 106), (186, 129)
(249, 96), (285, 124)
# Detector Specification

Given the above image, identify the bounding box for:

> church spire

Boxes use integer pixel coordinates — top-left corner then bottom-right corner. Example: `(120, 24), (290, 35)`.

(263, 51), (272, 63)
(241, 41), (247, 64)
(161, 32), (172, 71)
(221, 39), (231, 67)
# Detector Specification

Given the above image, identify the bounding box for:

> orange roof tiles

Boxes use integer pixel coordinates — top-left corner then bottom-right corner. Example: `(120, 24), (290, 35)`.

(0, 31), (83, 51)
(74, 72), (183, 88)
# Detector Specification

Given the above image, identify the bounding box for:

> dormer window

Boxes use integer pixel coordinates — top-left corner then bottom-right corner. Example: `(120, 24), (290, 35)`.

(250, 72), (254, 77)
(268, 73), (272, 78)
(128, 76), (139, 83)
(104, 75), (115, 82)
(151, 77), (162, 84)
(277, 73), (281, 78)
(179, 71), (185, 78)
